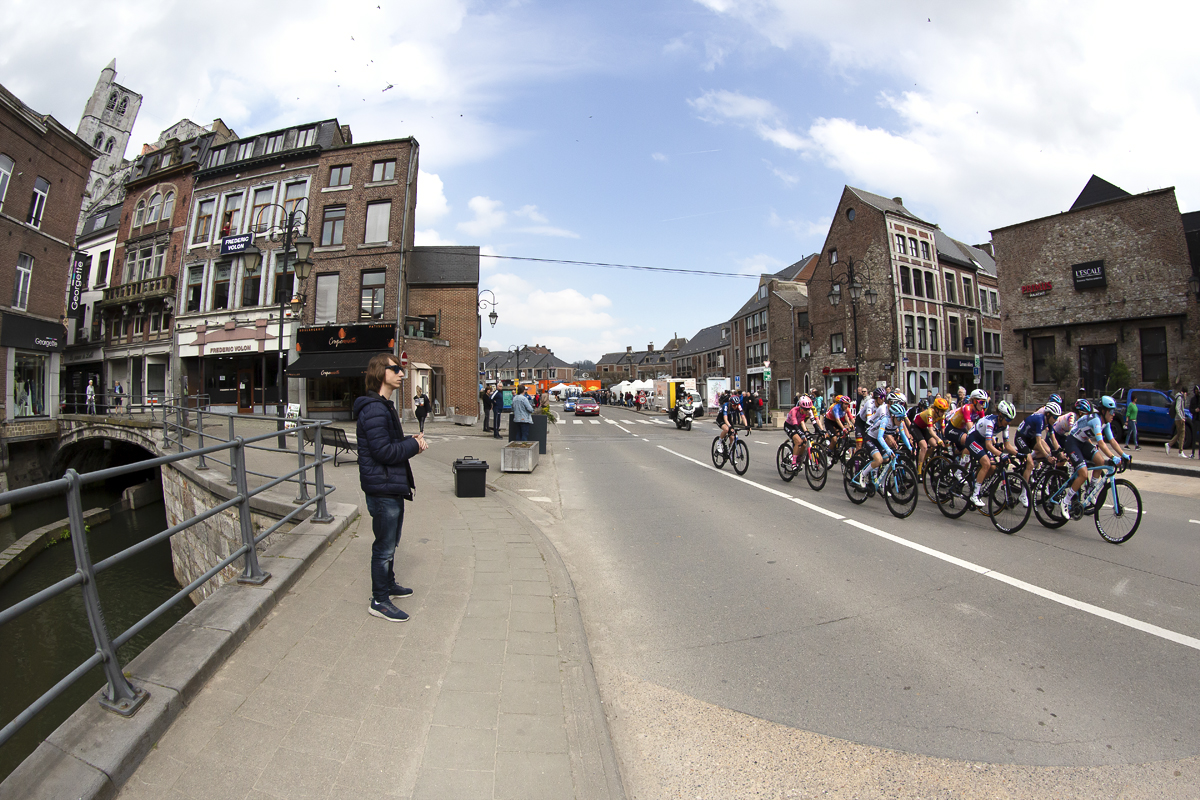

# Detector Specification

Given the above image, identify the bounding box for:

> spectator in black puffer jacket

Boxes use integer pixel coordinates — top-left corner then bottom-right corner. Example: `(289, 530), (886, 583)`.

(354, 353), (428, 623)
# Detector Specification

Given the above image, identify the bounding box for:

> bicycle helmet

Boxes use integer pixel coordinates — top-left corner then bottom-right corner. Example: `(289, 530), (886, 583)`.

(1100, 395), (1116, 411)
(873, 387), (887, 401)
(969, 388), (989, 403)
(836, 395), (850, 405)
(996, 399), (1015, 420)
(1048, 393), (1063, 406)
(1044, 401), (1062, 417)
(798, 396), (813, 409)
(888, 401), (906, 417)
(1073, 398), (1093, 415)
(933, 396), (950, 412)
(887, 390), (905, 404)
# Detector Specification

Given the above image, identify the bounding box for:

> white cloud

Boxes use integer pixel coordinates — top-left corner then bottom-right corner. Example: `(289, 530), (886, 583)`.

(414, 229), (458, 246)
(480, 272), (627, 360)
(651, 152), (668, 162)
(513, 226), (580, 239)
(513, 205), (548, 223)
(769, 211), (831, 242)
(457, 196), (507, 237)
(416, 171), (450, 225)
(735, 253), (785, 276)
(692, 1), (1200, 239)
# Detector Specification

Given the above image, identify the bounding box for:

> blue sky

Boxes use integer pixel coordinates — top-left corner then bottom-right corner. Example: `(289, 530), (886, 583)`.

(6, 0), (1199, 362)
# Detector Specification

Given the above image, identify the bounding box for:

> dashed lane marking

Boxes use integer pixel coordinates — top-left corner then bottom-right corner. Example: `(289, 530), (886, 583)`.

(529, 496), (552, 503)
(656, 444), (1200, 654)
(573, 420), (583, 424)
(590, 420), (600, 424)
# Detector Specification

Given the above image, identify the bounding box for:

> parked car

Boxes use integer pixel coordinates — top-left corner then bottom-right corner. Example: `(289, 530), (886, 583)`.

(1111, 387), (1193, 446)
(575, 397), (600, 416)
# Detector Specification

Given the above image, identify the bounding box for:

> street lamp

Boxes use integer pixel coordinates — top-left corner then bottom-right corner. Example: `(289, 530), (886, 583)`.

(241, 205), (314, 435)
(507, 345), (526, 385)
(827, 256), (877, 390)
(478, 289), (499, 328)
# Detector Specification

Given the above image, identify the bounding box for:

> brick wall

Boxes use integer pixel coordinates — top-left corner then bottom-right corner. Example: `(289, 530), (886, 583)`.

(404, 284), (479, 417)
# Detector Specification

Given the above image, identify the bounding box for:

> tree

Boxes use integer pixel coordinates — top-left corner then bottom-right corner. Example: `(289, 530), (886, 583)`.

(1047, 354), (1074, 389)
(1106, 360), (1133, 393)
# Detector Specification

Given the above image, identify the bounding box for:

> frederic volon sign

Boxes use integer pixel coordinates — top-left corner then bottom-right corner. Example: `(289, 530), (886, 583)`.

(1072, 260), (1106, 291)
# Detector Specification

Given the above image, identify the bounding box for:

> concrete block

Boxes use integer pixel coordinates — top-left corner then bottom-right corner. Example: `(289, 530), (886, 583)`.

(0, 741), (114, 800)
(124, 622), (237, 705)
(500, 441), (538, 473)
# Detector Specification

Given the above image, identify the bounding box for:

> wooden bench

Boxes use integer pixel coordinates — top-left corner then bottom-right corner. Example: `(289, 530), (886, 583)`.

(304, 426), (358, 466)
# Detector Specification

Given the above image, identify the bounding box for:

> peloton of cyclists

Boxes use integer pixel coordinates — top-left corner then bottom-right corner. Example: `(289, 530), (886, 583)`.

(1058, 396), (1131, 519)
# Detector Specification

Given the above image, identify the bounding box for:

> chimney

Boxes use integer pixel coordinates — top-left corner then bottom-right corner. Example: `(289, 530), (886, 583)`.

(892, 197), (903, 206)
(974, 242), (995, 257)
(647, 342), (654, 352)
(340, 124), (353, 144)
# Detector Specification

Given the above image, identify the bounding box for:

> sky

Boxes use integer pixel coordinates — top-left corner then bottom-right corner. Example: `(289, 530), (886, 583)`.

(5, 0), (1199, 364)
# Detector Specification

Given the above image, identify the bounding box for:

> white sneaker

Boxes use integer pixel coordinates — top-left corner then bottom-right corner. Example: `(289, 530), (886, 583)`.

(1164, 443), (1171, 456)
(969, 493), (985, 508)
(1019, 490), (1029, 508)
(1182, 453), (1191, 459)
(1059, 491), (1074, 519)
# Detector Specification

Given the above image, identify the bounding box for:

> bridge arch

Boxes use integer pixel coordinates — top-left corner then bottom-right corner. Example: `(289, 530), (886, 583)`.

(53, 419), (166, 479)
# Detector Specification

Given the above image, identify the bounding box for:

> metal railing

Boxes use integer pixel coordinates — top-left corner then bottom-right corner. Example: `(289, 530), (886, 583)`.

(0, 406), (336, 748)
(59, 392), (210, 419)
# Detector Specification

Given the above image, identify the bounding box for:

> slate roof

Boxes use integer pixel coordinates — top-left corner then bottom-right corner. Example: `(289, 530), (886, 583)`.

(77, 203), (123, 244)
(935, 230), (996, 276)
(673, 323), (729, 358)
(771, 283), (809, 309)
(847, 186), (934, 226)
(408, 246), (480, 285)
(1070, 175), (1132, 211)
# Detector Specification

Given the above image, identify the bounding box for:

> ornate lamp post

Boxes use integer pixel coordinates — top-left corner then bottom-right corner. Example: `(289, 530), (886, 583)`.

(827, 256), (877, 392)
(478, 289), (499, 328)
(241, 206), (313, 436)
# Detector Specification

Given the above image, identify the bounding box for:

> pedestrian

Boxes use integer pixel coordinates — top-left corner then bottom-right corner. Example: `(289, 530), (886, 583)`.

(1123, 394), (1140, 450)
(413, 388), (430, 432)
(114, 380), (124, 408)
(490, 385), (504, 437)
(1166, 389), (1188, 457)
(756, 391), (766, 428)
(354, 353), (428, 623)
(512, 385), (534, 441)
(481, 386), (493, 431)
(1190, 385), (1200, 459)
(85, 379), (97, 415)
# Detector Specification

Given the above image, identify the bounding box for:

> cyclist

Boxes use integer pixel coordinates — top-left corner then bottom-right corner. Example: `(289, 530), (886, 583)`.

(715, 391), (738, 455)
(784, 396), (821, 468)
(883, 391), (911, 455)
(854, 393), (895, 489)
(856, 386), (882, 445)
(1015, 400), (1062, 486)
(824, 394), (852, 437)
(912, 396), (950, 476)
(964, 398), (1018, 507)
(1058, 397), (1130, 518)
(946, 388), (989, 452)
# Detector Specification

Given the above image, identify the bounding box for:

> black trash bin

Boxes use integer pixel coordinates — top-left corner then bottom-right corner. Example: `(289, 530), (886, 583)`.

(452, 457), (488, 497)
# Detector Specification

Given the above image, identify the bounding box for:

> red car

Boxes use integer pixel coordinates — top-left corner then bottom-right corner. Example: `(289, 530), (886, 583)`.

(575, 397), (600, 416)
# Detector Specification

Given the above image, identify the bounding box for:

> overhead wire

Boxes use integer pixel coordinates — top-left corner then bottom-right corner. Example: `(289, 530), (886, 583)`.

(479, 253), (760, 278)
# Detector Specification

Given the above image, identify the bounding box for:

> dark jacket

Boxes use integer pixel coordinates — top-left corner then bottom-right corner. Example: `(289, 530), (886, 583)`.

(414, 393), (430, 418)
(354, 393), (419, 498)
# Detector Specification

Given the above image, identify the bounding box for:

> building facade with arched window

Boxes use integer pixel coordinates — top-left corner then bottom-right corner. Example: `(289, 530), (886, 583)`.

(74, 59), (142, 234)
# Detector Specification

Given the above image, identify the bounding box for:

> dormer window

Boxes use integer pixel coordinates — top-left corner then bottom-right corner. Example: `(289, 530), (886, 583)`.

(758, 285), (767, 300)
(264, 134), (285, 155)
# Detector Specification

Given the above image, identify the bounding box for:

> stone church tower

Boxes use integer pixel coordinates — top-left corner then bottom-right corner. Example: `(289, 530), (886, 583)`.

(76, 59), (142, 232)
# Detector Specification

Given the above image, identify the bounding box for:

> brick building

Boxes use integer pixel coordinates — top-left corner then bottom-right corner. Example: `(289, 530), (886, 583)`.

(994, 176), (1199, 405)
(1, 82), (96, 427)
(764, 276), (811, 411)
(932, 231), (998, 400)
(63, 203), (121, 408)
(670, 322), (731, 390)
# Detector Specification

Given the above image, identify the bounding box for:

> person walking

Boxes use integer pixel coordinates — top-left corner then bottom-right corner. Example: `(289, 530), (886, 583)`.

(85, 380), (97, 415)
(1123, 394), (1140, 450)
(490, 385), (504, 438)
(413, 388), (430, 433)
(354, 353), (428, 623)
(512, 385), (534, 441)
(481, 386), (493, 432)
(1190, 385), (1200, 459)
(114, 380), (124, 408)
(1166, 389), (1188, 457)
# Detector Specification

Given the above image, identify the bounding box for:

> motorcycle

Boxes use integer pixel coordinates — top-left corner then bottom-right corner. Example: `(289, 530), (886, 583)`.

(671, 401), (694, 431)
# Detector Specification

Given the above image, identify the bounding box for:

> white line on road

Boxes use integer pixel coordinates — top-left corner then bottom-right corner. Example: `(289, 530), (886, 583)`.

(590, 420), (600, 424)
(612, 422), (632, 434)
(574, 420), (583, 424)
(657, 444), (1200, 654)
(754, 441), (771, 445)
(1191, 520), (1200, 525)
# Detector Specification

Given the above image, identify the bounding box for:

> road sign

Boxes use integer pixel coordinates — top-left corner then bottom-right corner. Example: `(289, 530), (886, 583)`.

(399, 350), (409, 368)
(734, 376), (741, 390)
(763, 368), (772, 382)
(972, 366), (981, 377)
(974, 355), (981, 369)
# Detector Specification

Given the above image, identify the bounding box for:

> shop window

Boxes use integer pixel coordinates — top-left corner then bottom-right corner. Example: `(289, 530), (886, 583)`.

(329, 165), (351, 186)
(364, 201), (391, 242)
(321, 205), (345, 246)
(27, 177), (49, 228)
(194, 199), (215, 244)
(931, 371), (941, 395)
(186, 265), (204, 312)
(1031, 336), (1055, 383)
(919, 370), (930, 398)
(1140, 327), (1167, 383)
(831, 333), (844, 354)
(13, 351), (48, 417)
(314, 274), (339, 323)
(360, 270), (385, 319)
(13, 253), (33, 309)
(907, 370), (918, 404)
(212, 263), (232, 309)
(371, 160), (396, 182)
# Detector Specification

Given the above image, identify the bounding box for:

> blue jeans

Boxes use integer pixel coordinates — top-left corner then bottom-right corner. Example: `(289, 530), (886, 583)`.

(1124, 420), (1138, 447)
(365, 495), (404, 602)
(514, 421), (531, 441)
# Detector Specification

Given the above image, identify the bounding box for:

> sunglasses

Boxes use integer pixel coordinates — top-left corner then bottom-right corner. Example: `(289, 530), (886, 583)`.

(385, 364), (403, 374)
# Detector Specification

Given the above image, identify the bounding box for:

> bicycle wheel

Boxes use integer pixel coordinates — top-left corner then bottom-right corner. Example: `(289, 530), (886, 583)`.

(776, 442), (796, 482)
(884, 458), (919, 518)
(843, 450), (871, 505)
(732, 439), (750, 475)
(923, 455), (951, 505)
(711, 437), (727, 469)
(1094, 478), (1142, 543)
(1032, 468), (1070, 529)
(988, 471), (1031, 534)
(805, 445), (828, 491)
(933, 464), (971, 519)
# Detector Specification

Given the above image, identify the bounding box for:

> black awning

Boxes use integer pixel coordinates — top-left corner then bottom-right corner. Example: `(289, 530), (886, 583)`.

(287, 351), (374, 378)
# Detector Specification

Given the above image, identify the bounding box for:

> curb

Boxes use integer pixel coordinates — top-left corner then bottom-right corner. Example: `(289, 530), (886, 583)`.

(1129, 460), (1200, 479)
(487, 480), (629, 800)
(0, 502), (360, 800)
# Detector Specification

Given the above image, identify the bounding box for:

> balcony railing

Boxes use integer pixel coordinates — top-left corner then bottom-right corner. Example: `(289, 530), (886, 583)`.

(98, 275), (177, 308)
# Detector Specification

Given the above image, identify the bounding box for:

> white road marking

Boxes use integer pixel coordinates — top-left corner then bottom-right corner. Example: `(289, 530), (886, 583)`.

(612, 422), (633, 434)
(590, 420), (600, 424)
(517, 489), (537, 492)
(639, 420), (654, 425)
(529, 496), (552, 503)
(573, 420), (583, 424)
(657, 444), (1200, 654)
(1190, 520), (1200, 525)
(755, 440), (771, 445)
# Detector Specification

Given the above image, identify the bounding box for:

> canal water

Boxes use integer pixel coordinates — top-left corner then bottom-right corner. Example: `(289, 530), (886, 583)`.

(0, 472), (193, 782)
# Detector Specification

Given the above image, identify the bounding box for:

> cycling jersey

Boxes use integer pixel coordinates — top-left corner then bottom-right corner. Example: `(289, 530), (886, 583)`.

(1052, 412), (1075, 438)
(973, 413), (1010, 443)
(825, 403), (846, 422)
(1018, 412), (1049, 439)
(857, 397), (875, 423)
(949, 404), (981, 431)
(1069, 412), (1112, 444)
(785, 406), (814, 427)
(866, 403), (890, 441)
(913, 408), (944, 430)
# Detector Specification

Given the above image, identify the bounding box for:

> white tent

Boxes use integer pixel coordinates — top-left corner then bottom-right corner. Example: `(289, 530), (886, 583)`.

(630, 379), (654, 391)
(611, 380), (633, 395)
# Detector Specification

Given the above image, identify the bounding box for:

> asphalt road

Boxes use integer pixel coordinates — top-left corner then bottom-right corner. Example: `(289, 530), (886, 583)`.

(548, 409), (1200, 768)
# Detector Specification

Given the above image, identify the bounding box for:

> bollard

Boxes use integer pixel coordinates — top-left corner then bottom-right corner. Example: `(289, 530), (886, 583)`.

(294, 421), (310, 504)
(312, 424), (333, 523)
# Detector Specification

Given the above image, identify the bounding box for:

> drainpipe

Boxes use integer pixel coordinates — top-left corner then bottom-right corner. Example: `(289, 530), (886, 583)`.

(394, 139), (419, 360)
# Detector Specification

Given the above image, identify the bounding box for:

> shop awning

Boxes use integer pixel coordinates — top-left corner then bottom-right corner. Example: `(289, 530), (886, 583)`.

(287, 351), (375, 378)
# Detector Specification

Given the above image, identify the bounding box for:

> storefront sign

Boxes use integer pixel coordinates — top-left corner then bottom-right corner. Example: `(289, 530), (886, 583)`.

(1, 312), (65, 352)
(220, 233), (254, 256)
(207, 343), (255, 354)
(1020, 280), (1052, 297)
(66, 253), (88, 319)
(1072, 260), (1106, 290)
(963, 336), (975, 350)
(65, 347), (102, 363)
(946, 357), (975, 370)
(821, 367), (858, 375)
(296, 323), (395, 354)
